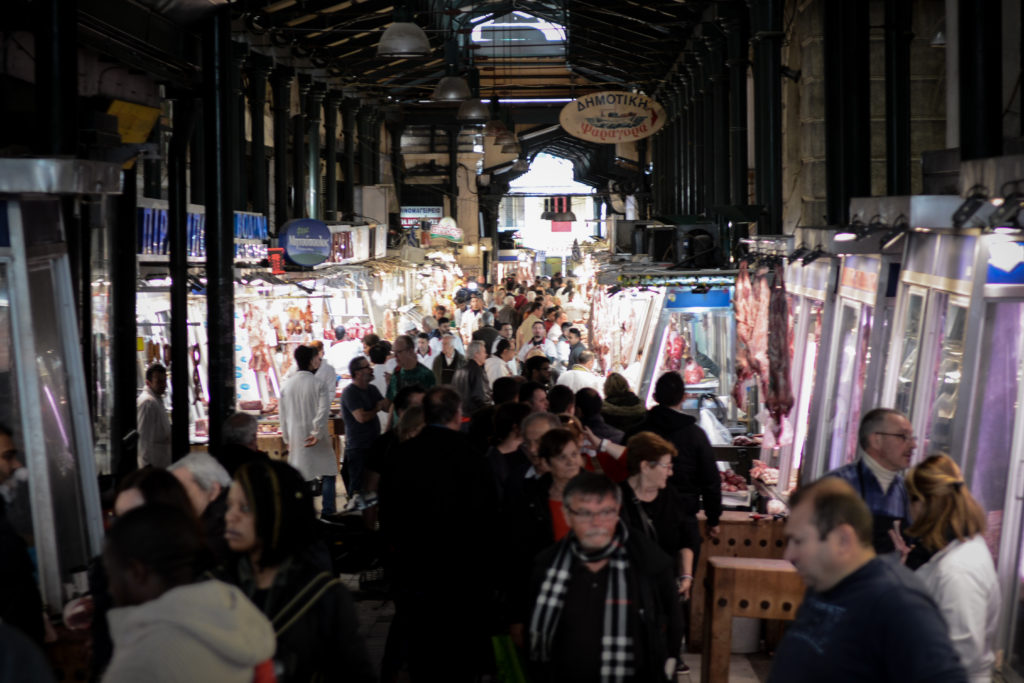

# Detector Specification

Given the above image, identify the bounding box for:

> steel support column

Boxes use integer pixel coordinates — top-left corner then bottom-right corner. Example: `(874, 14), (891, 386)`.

(202, 7), (238, 449)
(447, 126), (459, 210)
(824, 0), (870, 225)
(34, 0), (78, 156)
(342, 99), (358, 218)
(247, 53), (272, 218)
(324, 91), (341, 221)
(708, 28), (730, 208)
(293, 75), (311, 219)
(388, 117), (405, 214)
(269, 66), (294, 231)
(884, 0), (912, 195)
(168, 96), (198, 460)
(749, 0), (785, 233)
(959, 0), (1002, 160)
(358, 105), (374, 185)
(726, 8), (750, 205)
(190, 105), (206, 206)
(232, 43), (249, 211)
(306, 83), (325, 219)
(112, 168), (138, 477)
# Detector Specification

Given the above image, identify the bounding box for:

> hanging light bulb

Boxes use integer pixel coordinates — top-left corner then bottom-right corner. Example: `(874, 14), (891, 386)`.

(540, 197), (555, 219)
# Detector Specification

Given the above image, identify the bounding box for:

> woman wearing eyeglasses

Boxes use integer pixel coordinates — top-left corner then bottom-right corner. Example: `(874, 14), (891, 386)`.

(904, 455), (1000, 683)
(617, 432), (694, 600)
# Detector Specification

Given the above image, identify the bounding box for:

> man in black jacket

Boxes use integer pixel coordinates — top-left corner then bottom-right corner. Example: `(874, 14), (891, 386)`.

(627, 371), (722, 539)
(383, 386), (500, 681)
(527, 471), (682, 682)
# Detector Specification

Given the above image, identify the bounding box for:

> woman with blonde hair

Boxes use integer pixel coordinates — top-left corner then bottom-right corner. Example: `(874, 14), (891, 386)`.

(905, 454), (1000, 682)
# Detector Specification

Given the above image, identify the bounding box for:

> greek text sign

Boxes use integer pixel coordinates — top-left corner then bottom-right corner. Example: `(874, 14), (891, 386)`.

(559, 91), (666, 144)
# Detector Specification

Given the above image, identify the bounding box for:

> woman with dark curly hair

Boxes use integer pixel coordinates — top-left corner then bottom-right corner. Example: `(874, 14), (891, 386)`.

(220, 459), (374, 683)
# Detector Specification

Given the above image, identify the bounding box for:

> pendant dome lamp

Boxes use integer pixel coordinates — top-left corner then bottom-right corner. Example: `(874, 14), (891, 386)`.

(483, 97), (506, 136)
(377, 2), (431, 58)
(550, 196), (577, 222)
(431, 40), (471, 101)
(457, 68), (489, 121)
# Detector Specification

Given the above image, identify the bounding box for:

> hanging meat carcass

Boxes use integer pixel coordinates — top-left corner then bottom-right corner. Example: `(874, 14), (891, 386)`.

(766, 262), (795, 439)
(732, 260), (758, 410)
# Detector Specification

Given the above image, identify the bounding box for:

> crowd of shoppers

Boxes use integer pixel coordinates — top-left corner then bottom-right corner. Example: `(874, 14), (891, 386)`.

(2, 274), (999, 682)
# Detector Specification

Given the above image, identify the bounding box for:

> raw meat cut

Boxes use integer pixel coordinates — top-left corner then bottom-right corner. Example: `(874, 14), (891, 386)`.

(765, 263), (795, 438)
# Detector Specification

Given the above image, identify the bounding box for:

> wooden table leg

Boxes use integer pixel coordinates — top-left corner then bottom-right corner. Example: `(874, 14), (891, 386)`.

(701, 561), (735, 683)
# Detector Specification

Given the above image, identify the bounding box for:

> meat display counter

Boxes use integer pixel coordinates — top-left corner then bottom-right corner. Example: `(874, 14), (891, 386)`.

(0, 159), (119, 613)
(871, 182), (1024, 680)
(639, 286), (735, 416)
(774, 238), (838, 490)
(803, 208), (904, 478)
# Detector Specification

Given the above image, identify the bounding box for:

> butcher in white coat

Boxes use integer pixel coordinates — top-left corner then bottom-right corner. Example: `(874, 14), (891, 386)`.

(279, 345), (339, 514)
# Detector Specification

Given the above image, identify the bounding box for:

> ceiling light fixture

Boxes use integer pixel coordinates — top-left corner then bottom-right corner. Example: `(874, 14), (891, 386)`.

(376, 3), (430, 58)
(431, 39), (470, 101)
(457, 68), (489, 121)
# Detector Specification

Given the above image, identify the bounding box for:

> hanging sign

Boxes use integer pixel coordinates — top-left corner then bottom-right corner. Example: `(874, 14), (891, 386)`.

(559, 91), (666, 144)
(279, 218), (331, 266)
(430, 216), (463, 243)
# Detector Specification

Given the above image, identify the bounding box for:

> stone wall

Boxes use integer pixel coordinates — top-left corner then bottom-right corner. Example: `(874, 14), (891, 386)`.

(780, 0), (947, 234)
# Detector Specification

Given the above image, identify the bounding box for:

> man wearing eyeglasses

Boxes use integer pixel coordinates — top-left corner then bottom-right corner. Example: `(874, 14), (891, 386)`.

(340, 356), (390, 513)
(527, 471), (682, 682)
(825, 408), (916, 557)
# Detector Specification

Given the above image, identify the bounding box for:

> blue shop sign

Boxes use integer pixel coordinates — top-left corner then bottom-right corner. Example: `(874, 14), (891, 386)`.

(280, 219), (331, 267)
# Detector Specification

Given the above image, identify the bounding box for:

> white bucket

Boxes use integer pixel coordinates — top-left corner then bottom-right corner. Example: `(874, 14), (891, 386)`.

(731, 617), (761, 654)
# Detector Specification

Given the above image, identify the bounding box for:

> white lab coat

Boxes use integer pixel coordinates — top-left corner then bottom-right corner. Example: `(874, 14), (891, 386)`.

(279, 371), (336, 479)
(517, 337), (557, 363)
(556, 366), (605, 397)
(484, 355), (513, 386)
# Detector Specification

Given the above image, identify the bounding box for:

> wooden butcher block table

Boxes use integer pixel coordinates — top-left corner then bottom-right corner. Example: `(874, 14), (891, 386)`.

(691, 511), (788, 648)
(701, 557), (804, 683)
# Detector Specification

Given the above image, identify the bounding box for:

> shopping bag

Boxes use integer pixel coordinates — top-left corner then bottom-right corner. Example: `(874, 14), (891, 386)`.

(491, 634), (529, 683)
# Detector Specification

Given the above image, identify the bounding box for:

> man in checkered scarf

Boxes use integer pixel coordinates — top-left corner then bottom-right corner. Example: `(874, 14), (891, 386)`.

(527, 471), (683, 682)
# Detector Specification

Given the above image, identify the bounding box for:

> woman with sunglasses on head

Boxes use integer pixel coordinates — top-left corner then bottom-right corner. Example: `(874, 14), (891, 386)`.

(904, 455), (1000, 683)
(220, 459), (374, 683)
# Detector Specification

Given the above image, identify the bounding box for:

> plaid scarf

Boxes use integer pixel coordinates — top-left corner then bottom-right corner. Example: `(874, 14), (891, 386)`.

(529, 523), (634, 682)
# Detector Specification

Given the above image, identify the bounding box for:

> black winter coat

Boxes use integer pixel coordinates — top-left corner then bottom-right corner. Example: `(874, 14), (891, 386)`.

(527, 530), (683, 682)
(221, 548), (375, 683)
(627, 405), (723, 526)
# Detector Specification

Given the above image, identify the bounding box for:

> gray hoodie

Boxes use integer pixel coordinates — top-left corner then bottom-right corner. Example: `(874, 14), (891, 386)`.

(103, 579), (275, 683)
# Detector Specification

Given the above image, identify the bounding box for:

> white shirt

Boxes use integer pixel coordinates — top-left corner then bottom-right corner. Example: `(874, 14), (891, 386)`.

(460, 309), (484, 345)
(416, 347), (436, 369)
(916, 535), (1000, 683)
(279, 371), (336, 479)
(315, 359), (338, 402)
(484, 355), (513, 386)
(136, 387), (171, 468)
(556, 366), (605, 396)
(517, 336), (557, 363)
(326, 339), (363, 377)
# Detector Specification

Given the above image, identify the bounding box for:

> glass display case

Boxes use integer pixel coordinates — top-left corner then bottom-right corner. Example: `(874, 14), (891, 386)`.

(641, 288), (734, 413)
(591, 287), (664, 388)
(2, 188), (108, 612)
(822, 301), (874, 471)
(893, 287), (926, 417)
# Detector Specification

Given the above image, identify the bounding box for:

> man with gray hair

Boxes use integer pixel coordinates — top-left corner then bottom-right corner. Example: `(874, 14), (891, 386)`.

(824, 407), (916, 556)
(472, 310), (501, 353)
(218, 412), (268, 476)
(169, 452), (232, 562)
(453, 341), (491, 415)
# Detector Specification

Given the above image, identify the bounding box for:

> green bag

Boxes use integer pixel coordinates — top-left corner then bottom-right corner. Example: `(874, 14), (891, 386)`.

(491, 634), (528, 683)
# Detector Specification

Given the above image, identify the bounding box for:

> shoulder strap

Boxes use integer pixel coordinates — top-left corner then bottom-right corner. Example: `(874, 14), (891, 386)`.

(270, 571), (341, 637)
